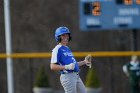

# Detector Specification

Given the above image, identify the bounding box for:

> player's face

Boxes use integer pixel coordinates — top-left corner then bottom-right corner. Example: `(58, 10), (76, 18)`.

(132, 56), (138, 62)
(60, 34), (69, 45)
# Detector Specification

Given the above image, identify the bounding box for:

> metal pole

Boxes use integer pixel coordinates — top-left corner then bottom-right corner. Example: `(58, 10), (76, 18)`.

(4, 0), (14, 93)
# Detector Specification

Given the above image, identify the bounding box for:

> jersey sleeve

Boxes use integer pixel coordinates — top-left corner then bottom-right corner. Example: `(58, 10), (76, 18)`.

(51, 46), (60, 64)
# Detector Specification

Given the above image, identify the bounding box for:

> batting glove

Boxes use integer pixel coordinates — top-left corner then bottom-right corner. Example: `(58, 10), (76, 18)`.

(84, 54), (92, 68)
(64, 63), (75, 70)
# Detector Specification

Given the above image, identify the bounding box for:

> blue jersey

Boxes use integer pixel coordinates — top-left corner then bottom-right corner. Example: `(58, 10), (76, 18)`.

(51, 44), (80, 74)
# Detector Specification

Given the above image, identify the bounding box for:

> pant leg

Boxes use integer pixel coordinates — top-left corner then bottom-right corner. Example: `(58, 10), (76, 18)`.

(76, 76), (87, 93)
(131, 84), (139, 93)
(130, 80), (139, 93)
(60, 74), (77, 93)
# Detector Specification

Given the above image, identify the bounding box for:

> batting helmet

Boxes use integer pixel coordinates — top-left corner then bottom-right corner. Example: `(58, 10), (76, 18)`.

(55, 26), (71, 42)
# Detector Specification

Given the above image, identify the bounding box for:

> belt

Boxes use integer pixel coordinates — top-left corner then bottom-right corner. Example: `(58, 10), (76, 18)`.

(61, 71), (79, 74)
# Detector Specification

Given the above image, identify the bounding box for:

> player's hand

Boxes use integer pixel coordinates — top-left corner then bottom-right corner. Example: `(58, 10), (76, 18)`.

(64, 63), (75, 70)
(84, 54), (92, 68)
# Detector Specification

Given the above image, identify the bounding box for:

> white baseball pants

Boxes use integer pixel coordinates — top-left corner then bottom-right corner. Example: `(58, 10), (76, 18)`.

(60, 73), (87, 93)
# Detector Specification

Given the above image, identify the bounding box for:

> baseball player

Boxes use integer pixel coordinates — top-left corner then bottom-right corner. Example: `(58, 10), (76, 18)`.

(50, 26), (92, 93)
(123, 55), (140, 93)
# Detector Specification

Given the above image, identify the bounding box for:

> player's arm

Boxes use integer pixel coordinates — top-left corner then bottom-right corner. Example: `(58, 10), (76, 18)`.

(122, 65), (129, 77)
(50, 63), (65, 71)
(78, 55), (92, 67)
(50, 63), (75, 71)
(78, 60), (91, 67)
(77, 61), (86, 66)
(51, 48), (66, 71)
